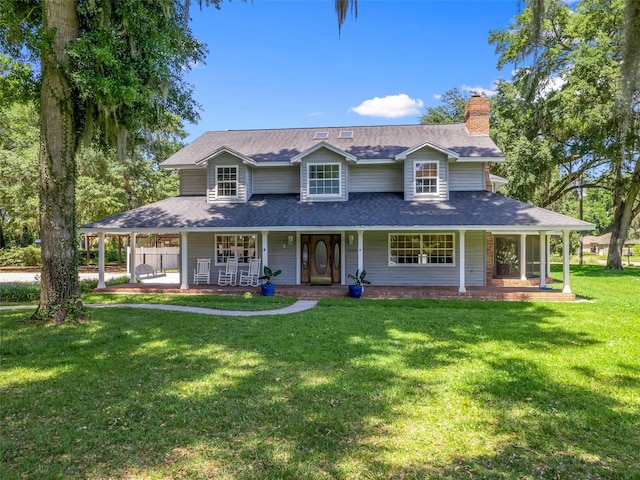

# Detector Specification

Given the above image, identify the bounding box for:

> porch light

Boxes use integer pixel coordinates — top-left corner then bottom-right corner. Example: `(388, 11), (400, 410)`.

(348, 235), (354, 245)
(288, 235), (294, 246)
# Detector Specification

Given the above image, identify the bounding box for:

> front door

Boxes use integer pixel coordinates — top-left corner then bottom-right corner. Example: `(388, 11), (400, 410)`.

(300, 234), (341, 284)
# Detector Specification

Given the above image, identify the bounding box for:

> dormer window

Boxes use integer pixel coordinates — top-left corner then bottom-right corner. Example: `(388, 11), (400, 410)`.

(414, 161), (439, 195)
(313, 132), (329, 139)
(338, 130), (353, 139)
(216, 166), (238, 198)
(308, 163), (341, 196)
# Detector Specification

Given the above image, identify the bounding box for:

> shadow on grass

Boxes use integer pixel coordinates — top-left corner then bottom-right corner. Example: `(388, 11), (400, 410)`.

(1, 295), (638, 479)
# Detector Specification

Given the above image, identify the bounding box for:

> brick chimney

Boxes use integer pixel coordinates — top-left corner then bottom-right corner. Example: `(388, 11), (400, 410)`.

(464, 95), (490, 135)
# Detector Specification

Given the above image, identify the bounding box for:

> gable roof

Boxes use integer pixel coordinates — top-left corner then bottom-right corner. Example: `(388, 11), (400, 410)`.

(80, 192), (594, 233)
(583, 232), (640, 245)
(290, 141), (357, 163)
(162, 124), (503, 167)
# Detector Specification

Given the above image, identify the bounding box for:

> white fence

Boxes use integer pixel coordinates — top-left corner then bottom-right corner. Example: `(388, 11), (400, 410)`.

(127, 247), (180, 273)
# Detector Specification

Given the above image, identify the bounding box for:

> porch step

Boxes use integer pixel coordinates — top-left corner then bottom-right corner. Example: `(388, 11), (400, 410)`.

(96, 284), (575, 302)
(489, 277), (553, 287)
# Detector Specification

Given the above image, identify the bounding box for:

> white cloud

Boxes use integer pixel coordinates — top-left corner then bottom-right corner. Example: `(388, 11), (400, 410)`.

(539, 75), (566, 96)
(433, 94), (442, 100)
(307, 111), (324, 117)
(461, 83), (497, 97)
(349, 94), (424, 118)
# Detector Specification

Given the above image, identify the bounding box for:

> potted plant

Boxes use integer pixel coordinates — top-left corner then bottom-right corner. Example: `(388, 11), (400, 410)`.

(348, 268), (370, 298)
(258, 265), (282, 296)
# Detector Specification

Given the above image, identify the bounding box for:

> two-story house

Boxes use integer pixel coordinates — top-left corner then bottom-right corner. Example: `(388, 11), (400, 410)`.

(80, 96), (593, 294)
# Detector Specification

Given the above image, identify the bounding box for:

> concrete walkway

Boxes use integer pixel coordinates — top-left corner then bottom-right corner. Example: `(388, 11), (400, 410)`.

(0, 300), (318, 316)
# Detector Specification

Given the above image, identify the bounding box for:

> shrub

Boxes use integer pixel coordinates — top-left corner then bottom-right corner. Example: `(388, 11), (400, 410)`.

(79, 276), (131, 293)
(0, 246), (41, 267)
(21, 245), (41, 266)
(0, 282), (40, 302)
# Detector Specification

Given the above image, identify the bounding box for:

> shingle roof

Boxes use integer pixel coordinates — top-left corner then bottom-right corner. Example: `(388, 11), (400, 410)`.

(161, 124), (503, 167)
(80, 192), (594, 232)
(583, 233), (640, 245)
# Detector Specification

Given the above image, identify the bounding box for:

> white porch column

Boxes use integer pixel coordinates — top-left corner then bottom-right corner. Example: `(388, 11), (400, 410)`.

(546, 233), (552, 278)
(261, 231), (269, 270)
(130, 232), (137, 284)
(97, 233), (106, 289)
(562, 230), (572, 294)
(520, 234), (527, 280)
(180, 232), (189, 290)
(539, 231), (546, 288)
(458, 230), (466, 293)
(357, 229), (364, 273)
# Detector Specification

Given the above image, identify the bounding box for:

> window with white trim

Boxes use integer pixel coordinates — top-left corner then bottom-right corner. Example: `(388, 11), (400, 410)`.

(215, 234), (257, 265)
(389, 233), (454, 265)
(415, 161), (439, 195)
(308, 163), (341, 196)
(216, 166), (238, 198)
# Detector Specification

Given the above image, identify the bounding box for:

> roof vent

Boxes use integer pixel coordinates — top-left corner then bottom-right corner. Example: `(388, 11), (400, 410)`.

(338, 130), (354, 139)
(313, 132), (329, 139)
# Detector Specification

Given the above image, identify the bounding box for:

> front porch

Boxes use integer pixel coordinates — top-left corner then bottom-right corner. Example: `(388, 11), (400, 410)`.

(95, 281), (577, 302)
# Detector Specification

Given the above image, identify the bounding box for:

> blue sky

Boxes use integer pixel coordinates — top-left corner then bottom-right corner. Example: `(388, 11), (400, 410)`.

(184, 0), (521, 141)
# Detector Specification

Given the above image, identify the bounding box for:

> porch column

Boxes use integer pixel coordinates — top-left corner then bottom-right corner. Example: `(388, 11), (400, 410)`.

(357, 229), (364, 273)
(130, 232), (137, 284)
(546, 233), (552, 278)
(458, 230), (466, 293)
(520, 234), (527, 280)
(562, 230), (572, 294)
(180, 232), (189, 290)
(261, 231), (269, 270)
(97, 232), (106, 289)
(539, 231), (546, 288)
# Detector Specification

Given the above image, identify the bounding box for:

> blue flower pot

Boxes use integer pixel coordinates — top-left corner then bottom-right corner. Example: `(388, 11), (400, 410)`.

(261, 284), (275, 296)
(348, 285), (363, 298)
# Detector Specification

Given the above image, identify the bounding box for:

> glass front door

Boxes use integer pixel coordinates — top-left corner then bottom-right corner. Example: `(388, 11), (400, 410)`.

(300, 234), (341, 284)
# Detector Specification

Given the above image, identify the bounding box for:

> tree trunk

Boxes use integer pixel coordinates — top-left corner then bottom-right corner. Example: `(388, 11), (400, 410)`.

(607, 164), (640, 270)
(32, 0), (84, 323)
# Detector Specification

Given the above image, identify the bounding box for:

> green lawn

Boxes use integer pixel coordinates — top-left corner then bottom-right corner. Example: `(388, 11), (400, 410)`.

(81, 292), (297, 311)
(1, 265), (639, 479)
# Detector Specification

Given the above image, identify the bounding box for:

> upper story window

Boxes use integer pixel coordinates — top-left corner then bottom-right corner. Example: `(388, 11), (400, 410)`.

(308, 163), (341, 196)
(415, 161), (439, 195)
(216, 166), (238, 198)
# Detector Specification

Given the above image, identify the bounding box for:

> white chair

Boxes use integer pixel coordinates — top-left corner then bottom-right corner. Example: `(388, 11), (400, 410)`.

(239, 258), (261, 287)
(218, 258), (238, 286)
(193, 258), (211, 285)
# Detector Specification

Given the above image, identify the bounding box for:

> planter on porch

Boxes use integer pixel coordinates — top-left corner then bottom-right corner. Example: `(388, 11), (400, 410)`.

(258, 266), (281, 297)
(348, 284), (363, 298)
(348, 269), (370, 299)
(261, 283), (275, 296)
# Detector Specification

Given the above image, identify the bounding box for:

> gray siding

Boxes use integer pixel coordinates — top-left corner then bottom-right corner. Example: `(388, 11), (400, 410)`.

(464, 230), (486, 286)
(186, 230), (485, 287)
(266, 231), (298, 285)
(350, 164), (403, 193)
(245, 164), (253, 199)
(345, 230), (485, 287)
(206, 153), (249, 203)
(449, 163), (485, 191)
(253, 167), (299, 194)
(403, 150), (448, 201)
(187, 232), (216, 282)
(299, 150), (348, 202)
(180, 169), (207, 195)
(188, 231), (269, 283)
